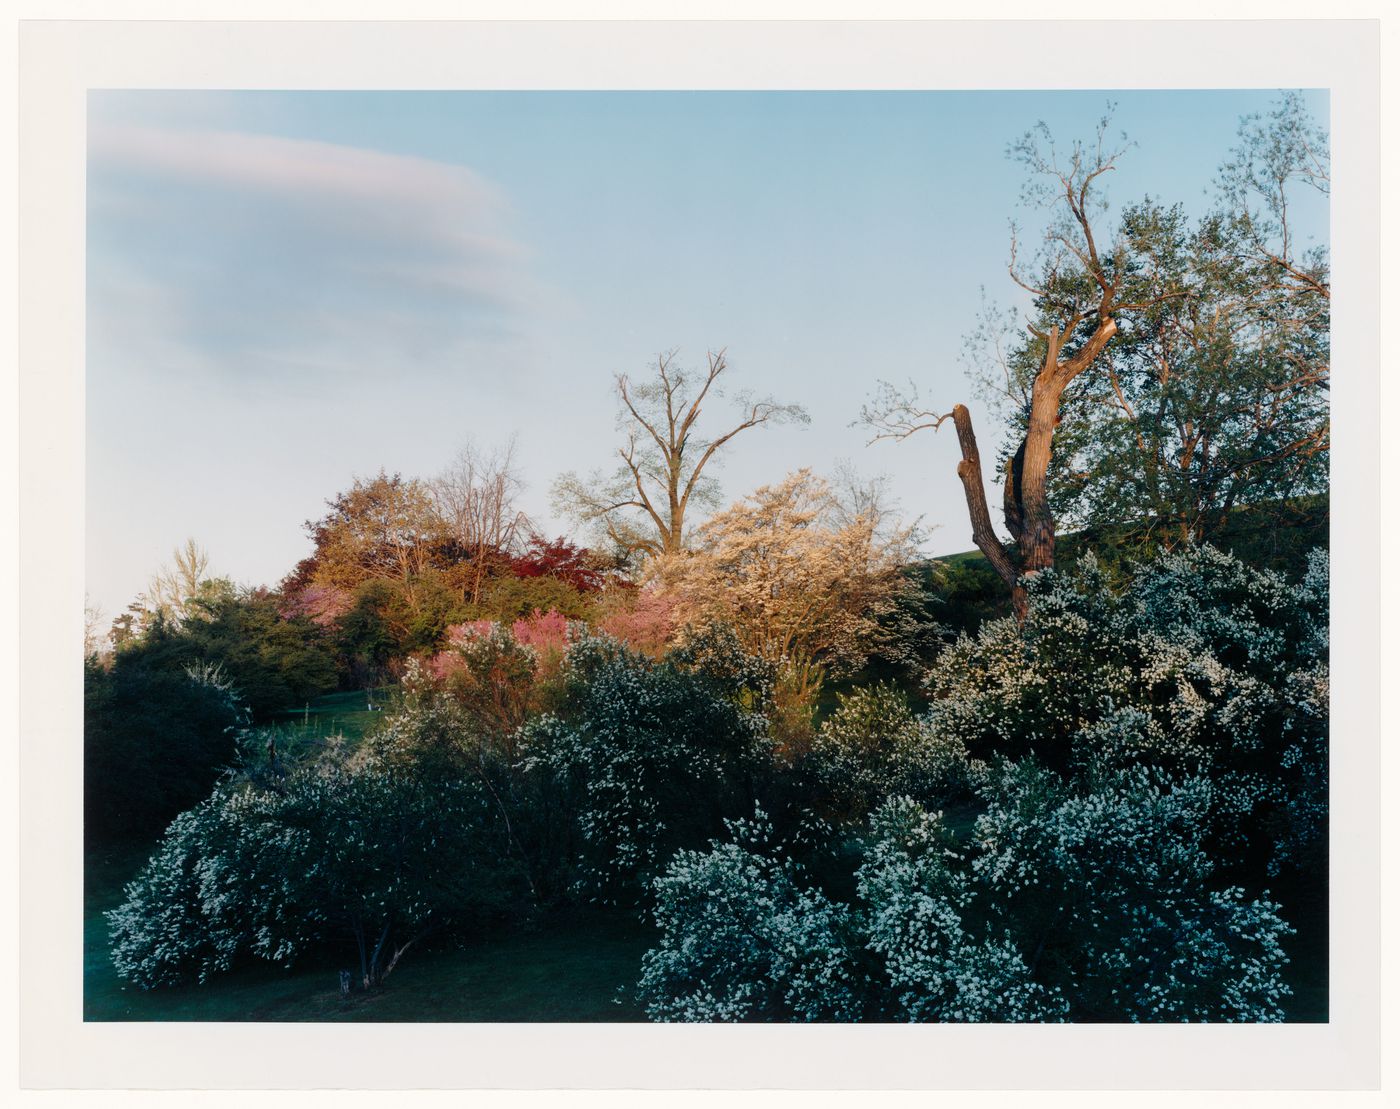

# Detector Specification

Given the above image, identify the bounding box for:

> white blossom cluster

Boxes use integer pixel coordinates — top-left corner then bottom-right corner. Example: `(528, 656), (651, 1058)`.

(968, 761), (1293, 1021)
(639, 767), (1294, 1022)
(807, 684), (970, 821)
(638, 545), (1320, 1023)
(924, 545), (1328, 876)
(521, 634), (773, 902)
(666, 623), (779, 716)
(638, 812), (867, 1021)
(856, 796), (1067, 1021)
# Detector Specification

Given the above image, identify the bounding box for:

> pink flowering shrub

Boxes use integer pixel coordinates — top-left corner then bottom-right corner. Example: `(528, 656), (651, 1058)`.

(598, 587), (678, 659)
(425, 650), (466, 683)
(511, 609), (570, 654)
(423, 610), (576, 747)
(446, 619), (496, 645)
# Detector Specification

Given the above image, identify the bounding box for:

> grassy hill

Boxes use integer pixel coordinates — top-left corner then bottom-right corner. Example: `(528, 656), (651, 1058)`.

(923, 495), (1328, 632)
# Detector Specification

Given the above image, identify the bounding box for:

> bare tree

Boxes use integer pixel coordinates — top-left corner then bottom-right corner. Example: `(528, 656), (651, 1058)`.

(132, 538), (232, 630)
(431, 437), (535, 605)
(84, 594), (107, 660)
(553, 349), (808, 560)
(146, 538), (209, 618)
(827, 458), (925, 552)
(863, 112), (1182, 619)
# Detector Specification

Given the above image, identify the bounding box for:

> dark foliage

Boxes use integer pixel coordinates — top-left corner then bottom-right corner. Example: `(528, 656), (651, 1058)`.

(84, 646), (244, 843)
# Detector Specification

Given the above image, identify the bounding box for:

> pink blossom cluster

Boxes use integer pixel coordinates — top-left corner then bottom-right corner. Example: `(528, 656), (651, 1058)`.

(428, 609), (573, 681)
(599, 588), (677, 658)
(510, 609), (570, 653)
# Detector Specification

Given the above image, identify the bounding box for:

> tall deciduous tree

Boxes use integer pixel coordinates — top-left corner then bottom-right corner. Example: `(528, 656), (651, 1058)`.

(1025, 202), (1327, 556)
(128, 539), (233, 633)
(553, 349), (807, 561)
(299, 471), (443, 606)
(976, 94), (1328, 563)
(431, 438), (535, 605)
(863, 112), (1182, 619)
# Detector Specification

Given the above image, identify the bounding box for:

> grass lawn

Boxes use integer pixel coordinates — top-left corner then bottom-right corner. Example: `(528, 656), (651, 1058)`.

(266, 687), (395, 750)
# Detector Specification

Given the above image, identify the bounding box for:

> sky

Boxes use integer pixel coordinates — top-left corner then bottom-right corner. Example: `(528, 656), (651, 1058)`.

(85, 89), (1329, 619)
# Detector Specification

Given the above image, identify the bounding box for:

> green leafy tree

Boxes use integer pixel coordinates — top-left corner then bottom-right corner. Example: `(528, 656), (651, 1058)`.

(863, 96), (1327, 617)
(176, 587), (339, 718)
(983, 198), (1326, 560)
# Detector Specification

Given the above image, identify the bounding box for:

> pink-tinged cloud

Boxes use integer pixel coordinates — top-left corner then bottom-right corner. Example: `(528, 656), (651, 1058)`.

(91, 124), (505, 229)
(87, 123), (547, 384)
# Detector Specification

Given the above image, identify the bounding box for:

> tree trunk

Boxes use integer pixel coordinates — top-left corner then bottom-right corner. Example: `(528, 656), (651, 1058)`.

(1014, 372), (1070, 576)
(950, 405), (1027, 620)
(945, 317), (1119, 622)
(367, 919), (392, 988)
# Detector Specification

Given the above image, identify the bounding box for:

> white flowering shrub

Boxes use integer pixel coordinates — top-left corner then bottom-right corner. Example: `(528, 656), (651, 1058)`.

(806, 684), (971, 821)
(108, 705), (525, 990)
(856, 796), (1067, 1021)
(966, 760), (1293, 1021)
(106, 787), (271, 988)
(521, 634), (773, 901)
(665, 622), (778, 717)
(637, 812), (869, 1021)
(924, 545), (1327, 876)
(640, 761), (1293, 1023)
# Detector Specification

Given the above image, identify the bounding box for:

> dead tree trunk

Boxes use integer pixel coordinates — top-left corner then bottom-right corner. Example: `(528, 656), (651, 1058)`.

(1015, 375), (1066, 575)
(950, 405), (1027, 621)
(862, 115), (1179, 621)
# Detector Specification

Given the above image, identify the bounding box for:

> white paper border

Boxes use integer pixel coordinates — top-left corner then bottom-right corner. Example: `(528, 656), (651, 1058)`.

(15, 17), (1382, 1091)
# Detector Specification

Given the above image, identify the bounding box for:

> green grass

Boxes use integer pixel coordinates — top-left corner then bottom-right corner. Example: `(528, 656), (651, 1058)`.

(85, 843), (653, 1023)
(263, 687), (396, 754)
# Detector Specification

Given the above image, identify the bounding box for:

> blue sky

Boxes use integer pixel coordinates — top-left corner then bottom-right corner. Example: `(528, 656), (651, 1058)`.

(85, 89), (1329, 618)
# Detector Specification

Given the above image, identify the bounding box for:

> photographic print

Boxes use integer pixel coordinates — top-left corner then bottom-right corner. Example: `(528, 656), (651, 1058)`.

(16, 16), (1383, 1093)
(81, 84), (1332, 1026)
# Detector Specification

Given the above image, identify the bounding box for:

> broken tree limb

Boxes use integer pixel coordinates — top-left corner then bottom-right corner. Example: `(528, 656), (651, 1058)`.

(950, 404), (1027, 620)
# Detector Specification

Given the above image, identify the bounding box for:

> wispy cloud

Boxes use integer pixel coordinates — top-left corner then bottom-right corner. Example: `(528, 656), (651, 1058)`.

(87, 123), (540, 388)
